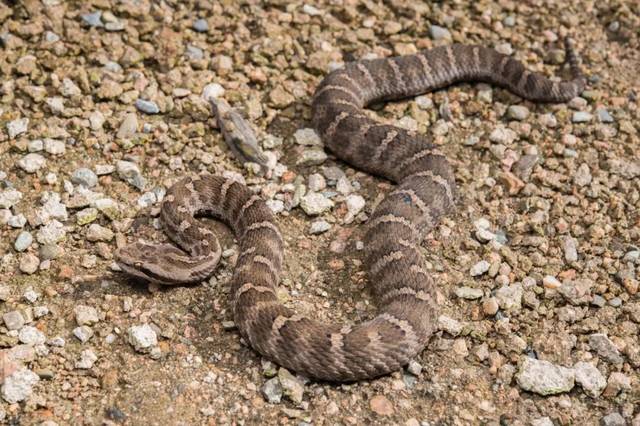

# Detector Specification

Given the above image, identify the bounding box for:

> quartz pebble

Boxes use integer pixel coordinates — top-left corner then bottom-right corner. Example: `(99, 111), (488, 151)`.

(516, 357), (575, 395)
(127, 324), (158, 352)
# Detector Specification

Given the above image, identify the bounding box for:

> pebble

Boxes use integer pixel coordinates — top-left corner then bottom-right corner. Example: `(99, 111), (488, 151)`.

(369, 395), (394, 416)
(75, 305), (100, 326)
(345, 194), (365, 218)
(266, 199), (284, 214)
(76, 208), (98, 225)
(596, 107), (614, 123)
(3, 311), (25, 331)
(516, 357), (575, 395)
(7, 118), (29, 138)
(8, 214), (26, 228)
(277, 368), (304, 404)
(309, 220), (331, 234)
(573, 361), (606, 398)
(262, 377), (282, 404)
(531, 418), (554, 426)
(437, 315), (462, 336)
(127, 324), (158, 352)
(297, 149), (328, 166)
(192, 18), (209, 33)
(81, 11), (103, 27)
(18, 326), (46, 345)
(117, 113), (138, 139)
(429, 25), (451, 40)
(489, 126), (517, 144)
(588, 334), (623, 364)
(605, 372), (631, 396)
(19, 254), (40, 274)
(73, 326), (94, 343)
(601, 413), (625, 426)
(0, 189), (22, 209)
(507, 105), (530, 120)
(201, 83), (225, 101)
(135, 99), (160, 114)
(455, 286), (483, 300)
(495, 284), (523, 312)
(72, 168), (98, 188)
(572, 111), (593, 123)
(563, 236), (578, 262)
(86, 224), (114, 242)
(307, 173), (326, 191)
(482, 297), (499, 316)
(1, 368), (40, 403)
(18, 153), (46, 173)
(470, 260), (490, 276)
(76, 349), (98, 369)
(116, 160), (146, 190)
(573, 163), (592, 187)
(300, 192), (334, 215)
(44, 138), (65, 155)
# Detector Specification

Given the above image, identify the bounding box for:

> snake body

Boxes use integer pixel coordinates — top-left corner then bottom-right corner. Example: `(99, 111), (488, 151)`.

(115, 39), (585, 381)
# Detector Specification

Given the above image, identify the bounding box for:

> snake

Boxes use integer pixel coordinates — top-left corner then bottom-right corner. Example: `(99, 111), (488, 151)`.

(115, 38), (586, 381)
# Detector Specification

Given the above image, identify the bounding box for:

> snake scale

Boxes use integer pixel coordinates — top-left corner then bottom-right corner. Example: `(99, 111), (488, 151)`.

(115, 39), (586, 381)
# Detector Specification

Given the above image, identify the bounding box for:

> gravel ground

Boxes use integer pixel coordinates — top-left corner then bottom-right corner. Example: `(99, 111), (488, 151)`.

(1, 1), (639, 425)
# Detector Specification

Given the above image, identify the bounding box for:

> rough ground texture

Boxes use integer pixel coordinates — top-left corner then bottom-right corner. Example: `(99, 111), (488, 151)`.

(0, 0), (639, 425)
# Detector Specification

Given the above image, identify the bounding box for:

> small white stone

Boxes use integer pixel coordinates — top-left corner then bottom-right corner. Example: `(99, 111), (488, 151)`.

(18, 326), (46, 346)
(18, 153), (46, 173)
(293, 128), (322, 146)
(1, 368), (40, 403)
(127, 324), (158, 352)
(201, 83), (225, 101)
(75, 349), (98, 369)
(7, 118), (29, 138)
(74, 305), (100, 326)
(470, 260), (490, 276)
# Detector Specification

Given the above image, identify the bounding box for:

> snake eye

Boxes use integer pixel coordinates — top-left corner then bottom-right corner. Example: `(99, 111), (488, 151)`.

(134, 261), (143, 268)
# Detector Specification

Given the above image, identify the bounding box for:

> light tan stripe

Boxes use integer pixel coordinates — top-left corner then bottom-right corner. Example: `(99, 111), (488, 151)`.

(253, 255), (279, 279)
(398, 148), (441, 170)
(372, 130), (398, 163)
(380, 287), (433, 305)
(314, 84), (361, 102)
(517, 70), (531, 93)
(357, 63), (376, 87)
(219, 179), (236, 204)
(370, 250), (404, 276)
(236, 195), (263, 229)
(325, 110), (350, 140)
(498, 56), (510, 76)
(328, 98), (361, 109)
(334, 72), (364, 96)
(368, 214), (419, 236)
(445, 45), (458, 81)
(472, 46), (480, 72)
(379, 313), (418, 344)
(405, 170), (454, 203)
(409, 264), (429, 277)
(417, 54), (434, 86)
(387, 59), (407, 93)
(243, 220), (283, 243)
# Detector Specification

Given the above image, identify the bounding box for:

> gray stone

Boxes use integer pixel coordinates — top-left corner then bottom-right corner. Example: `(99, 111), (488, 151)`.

(8, 214), (26, 228)
(18, 326), (46, 345)
(507, 105), (530, 120)
(454, 286), (484, 300)
(297, 149), (327, 166)
(495, 284), (523, 312)
(7, 118), (29, 138)
(309, 220), (331, 234)
(72, 168), (98, 188)
(407, 360), (422, 376)
(572, 111), (593, 123)
(596, 108), (614, 123)
(345, 194), (365, 218)
(489, 126), (517, 144)
(601, 413), (625, 426)
(201, 83), (225, 101)
(43, 138), (65, 155)
(262, 377), (282, 404)
(0, 188), (22, 209)
(1, 368), (39, 403)
(116, 160), (146, 190)
(74, 305), (100, 326)
(530, 418), (554, 426)
(437, 315), (462, 336)
(574, 163), (592, 187)
(563, 236), (578, 262)
(266, 199), (284, 214)
(117, 113), (138, 139)
(81, 11), (103, 27)
(86, 224), (114, 242)
(589, 333), (623, 364)
(278, 368), (304, 404)
(3, 311), (25, 331)
(300, 192), (334, 215)
(293, 128), (322, 146)
(307, 173), (326, 192)
(73, 326), (94, 343)
(127, 324), (157, 352)
(470, 260), (490, 276)
(516, 357), (575, 395)
(135, 99), (160, 114)
(18, 153), (46, 173)
(76, 349), (98, 369)
(429, 25), (451, 40)
(574, 361), (606, 397)
(192, 18), (209, 32)
(19, 254), (39, 275)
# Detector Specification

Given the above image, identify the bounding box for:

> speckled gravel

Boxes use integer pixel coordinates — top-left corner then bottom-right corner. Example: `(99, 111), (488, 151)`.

(0, 1), (638, 425)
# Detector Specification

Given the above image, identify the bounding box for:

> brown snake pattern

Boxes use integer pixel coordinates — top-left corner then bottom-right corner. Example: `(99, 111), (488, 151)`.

(115, 39), (586, 381)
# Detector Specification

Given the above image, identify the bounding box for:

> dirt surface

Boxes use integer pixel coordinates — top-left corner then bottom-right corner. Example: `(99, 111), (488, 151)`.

(0, 1), (639, 425)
